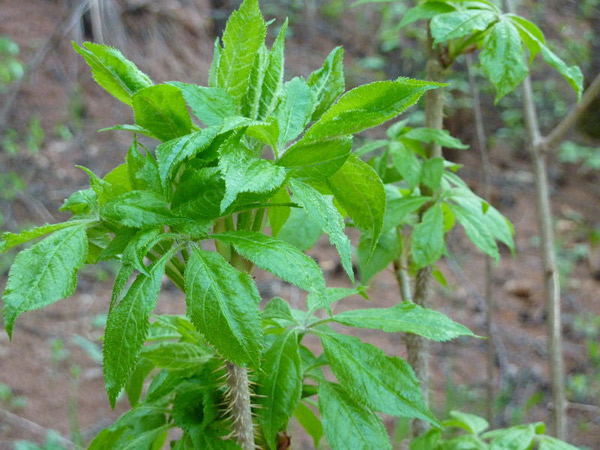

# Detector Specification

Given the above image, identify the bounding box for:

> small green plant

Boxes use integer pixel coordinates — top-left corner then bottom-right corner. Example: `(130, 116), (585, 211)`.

(0, 382), (27, 410)
(354, 121), (514, 286)
(1, 1), (482, 448)
(410, 410), (578, 450)
(558, 141), (600, 172)
(0, 36), (24, 92)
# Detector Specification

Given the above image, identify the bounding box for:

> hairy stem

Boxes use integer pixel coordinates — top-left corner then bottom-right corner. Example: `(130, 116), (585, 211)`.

(226, 361), (255, 450)
(221, 216), (256, 449)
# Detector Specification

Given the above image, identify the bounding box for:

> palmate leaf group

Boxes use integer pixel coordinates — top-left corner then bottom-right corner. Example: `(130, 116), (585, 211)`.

(0, 0), (478, 448)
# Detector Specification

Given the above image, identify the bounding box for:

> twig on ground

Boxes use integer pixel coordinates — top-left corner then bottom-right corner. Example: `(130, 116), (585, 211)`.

(0, 408), (75, 448)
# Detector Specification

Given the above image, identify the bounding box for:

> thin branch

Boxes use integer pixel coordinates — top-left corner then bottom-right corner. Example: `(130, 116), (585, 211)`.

(505, 0), (566, 438)
(543, 71), (600, 151)
(0, 408), (75, 448)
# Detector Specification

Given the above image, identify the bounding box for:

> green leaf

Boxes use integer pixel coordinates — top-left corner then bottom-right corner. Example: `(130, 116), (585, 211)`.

(410, 429), (442, 450)
(257, 330), (302, 449)
(100, 124), (159, 140)
(412, 203), (445, 268)
(449, 203), (499, 261)
(290, 179), (354, 281)
(277, 207), (322, 251)
(430, 10), (498, 44)
(263, 297), (296, 325)
(328, 154), (386, 251)
(421, 157), (445, 191)
(399, 2), (456, 29)
(172, 167), (225, 221)
(382, 195), (429, 232)
(141, 342), (212, 369)
(61, 188), (98, 216)
(480, 20), (529, 102)
(333, 301), (475, 341)
(538, 45), (584, 101)
(446, 410), (489, 434)
(508, 15), (545, 61)
(2, 226), (88, 337)
(306, 286), (365, 312)
(132, 84), (192, 142)
(167, 82), (236, 126)
(257, 21), (287, 120)
(212, 231), (325, 293)
(307, 46), (345, 121)
(218, 138), (287, 211)
(243, 45), (270, 119)
(483, 424), (535, 449)
(125, 359), (154, 407)
(127, 143), (164, 197)
(537, 435), (579, 450)
(246, 117), (280, 149)
(78, 165), (128, 206)
(275, 77), (316, 147)
(277, 137), (352, 180)
(217, 0), (267, 105)
(509, 15), (583, 99)
(305, 78), (441, 141)
(318, 381), (392, 450)
(73, 42), (152, 106)
(293, 402), (323, 448)
(319, 332), (437, 424)
(104, 163), (132, 192)
(357, 229), (399, 284)
(450, 188), (514, 252)
(156, 128), (220, 184)
(392, 142), (422, 190)
(268, 188), (291, 238)
(185, 248), (263, 367)
(103, 250), (174, 406)
(101, 191), (186, 228)
(0, 220), (93, 254)
(403, 128), (469, 149)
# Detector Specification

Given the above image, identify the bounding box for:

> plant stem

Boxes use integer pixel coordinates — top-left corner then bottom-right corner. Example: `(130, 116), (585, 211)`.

(505, 0), (565, 438)
(406, 29), (445, 437)
(225, 361), (255, 450)
(223, 216), (256, 449)
(393, 230), (413, 303)
(466, 53), (496, 426)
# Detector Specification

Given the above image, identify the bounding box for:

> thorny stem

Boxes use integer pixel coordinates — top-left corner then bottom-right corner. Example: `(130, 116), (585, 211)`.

(217, 215), (257, 449)
(225, 361), (255, 450)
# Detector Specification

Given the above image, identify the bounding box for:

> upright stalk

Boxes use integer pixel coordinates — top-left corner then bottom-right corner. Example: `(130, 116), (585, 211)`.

(406, 30), (445, 436)
(466, 54), (496, 425)
(505, 0), (564, 438)
(215, 216), (257, 449)
(225, 361), (255, 450)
